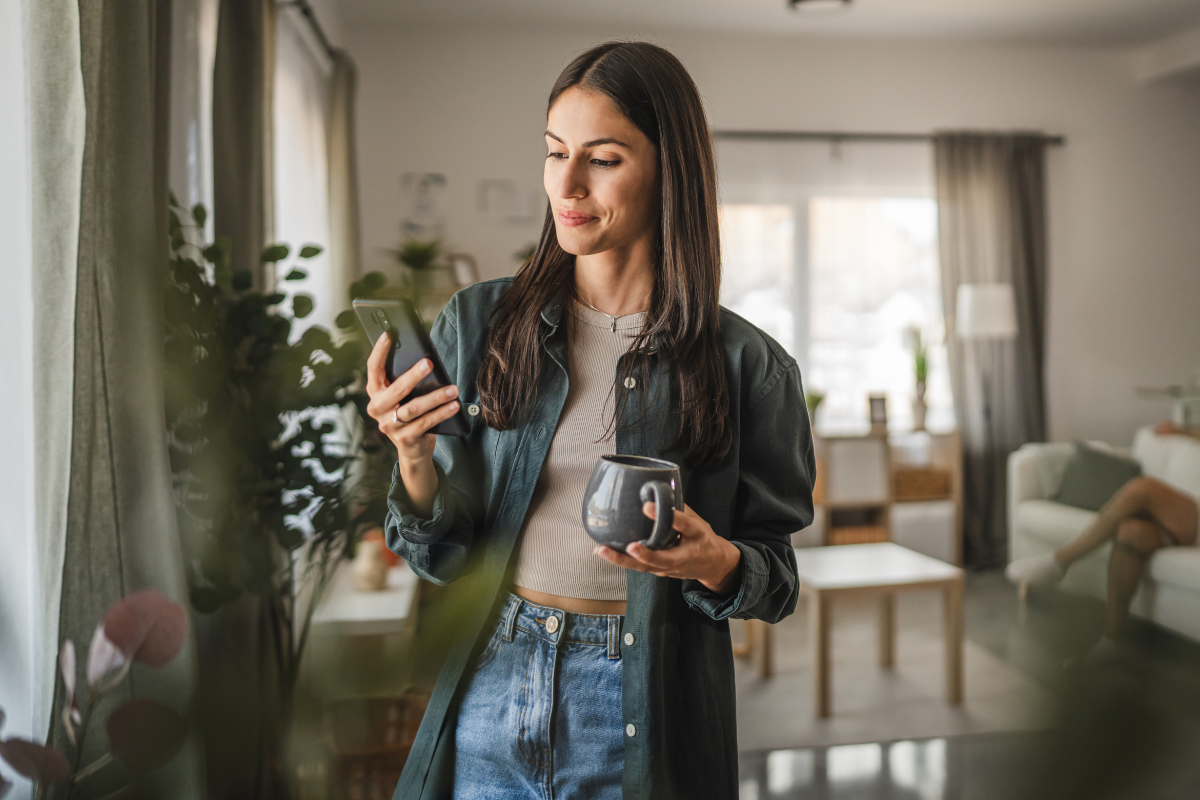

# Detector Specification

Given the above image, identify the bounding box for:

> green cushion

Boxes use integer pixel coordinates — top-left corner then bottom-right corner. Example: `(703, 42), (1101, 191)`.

(1054, 441), (1142, 512)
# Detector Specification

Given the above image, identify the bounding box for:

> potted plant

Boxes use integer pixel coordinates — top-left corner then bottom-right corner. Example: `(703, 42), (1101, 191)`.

(164, 200), (368, 796)
(906, 326), (929, 431)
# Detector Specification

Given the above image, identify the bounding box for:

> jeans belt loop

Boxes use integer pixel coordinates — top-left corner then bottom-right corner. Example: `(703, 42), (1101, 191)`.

(608, 616), (620, 660)
(503, 596), (521, 642)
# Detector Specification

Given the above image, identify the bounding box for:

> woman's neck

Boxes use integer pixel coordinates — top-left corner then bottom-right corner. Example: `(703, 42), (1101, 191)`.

(573, 238), (655, 317)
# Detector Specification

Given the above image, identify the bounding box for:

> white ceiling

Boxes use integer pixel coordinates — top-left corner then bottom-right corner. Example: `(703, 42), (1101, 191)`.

(340, 0), (1200, 46)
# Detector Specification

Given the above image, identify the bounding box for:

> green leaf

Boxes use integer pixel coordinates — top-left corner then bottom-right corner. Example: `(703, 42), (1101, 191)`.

(299, 245), (322, 259)
(292, 295), (314, 319)
(192, 203), (207, 228)
(265, 292), (286, 305)
(261, 244), (290, 263)
(363, 272), (386, 291)
(284, 269), (307, 281)
(335, 310), (358, 329)
(232, 270), (253, 291)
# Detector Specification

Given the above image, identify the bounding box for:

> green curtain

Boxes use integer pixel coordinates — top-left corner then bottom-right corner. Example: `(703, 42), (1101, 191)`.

(213, 0), (276, 288)
(326, 50), (362, 309)
(52, 0), (203, 796)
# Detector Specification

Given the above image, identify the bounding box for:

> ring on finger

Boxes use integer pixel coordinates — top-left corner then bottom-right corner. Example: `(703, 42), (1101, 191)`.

(393, 406), (400, 424)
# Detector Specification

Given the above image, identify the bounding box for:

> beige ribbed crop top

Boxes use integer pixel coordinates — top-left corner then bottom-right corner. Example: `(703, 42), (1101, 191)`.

(511, 299), (646, 601)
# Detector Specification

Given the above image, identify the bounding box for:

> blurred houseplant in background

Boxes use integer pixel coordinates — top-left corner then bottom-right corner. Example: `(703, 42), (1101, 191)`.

(805, 390), (826, 425)
(391, 238), (457, 323)
(1, 591), (189, 799)
(906, 326), (930, 430)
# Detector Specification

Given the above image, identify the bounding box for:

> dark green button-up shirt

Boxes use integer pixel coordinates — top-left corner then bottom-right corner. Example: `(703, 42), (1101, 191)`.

(386, 277), (815, 799)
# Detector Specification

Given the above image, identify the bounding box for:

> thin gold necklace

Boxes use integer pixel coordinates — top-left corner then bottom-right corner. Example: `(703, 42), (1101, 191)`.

(575, 294), (641, 333)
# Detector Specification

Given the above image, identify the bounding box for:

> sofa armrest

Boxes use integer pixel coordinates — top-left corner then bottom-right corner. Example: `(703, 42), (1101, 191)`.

(1008, 443), (1074, 550)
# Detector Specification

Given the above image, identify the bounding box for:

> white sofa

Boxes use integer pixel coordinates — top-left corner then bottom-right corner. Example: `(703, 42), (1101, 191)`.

(1008, 426), (1200, 642)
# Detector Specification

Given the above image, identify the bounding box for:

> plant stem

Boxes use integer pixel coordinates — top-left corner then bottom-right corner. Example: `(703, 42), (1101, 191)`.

(61, 701), (94, 800)
(72, 753), (113, 783)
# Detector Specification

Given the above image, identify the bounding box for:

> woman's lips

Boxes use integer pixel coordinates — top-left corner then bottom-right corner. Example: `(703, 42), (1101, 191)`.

(558, 210), (597, 227)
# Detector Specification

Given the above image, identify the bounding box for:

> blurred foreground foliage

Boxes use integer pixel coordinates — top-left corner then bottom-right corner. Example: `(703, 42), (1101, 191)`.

(164, 198), (430, 792)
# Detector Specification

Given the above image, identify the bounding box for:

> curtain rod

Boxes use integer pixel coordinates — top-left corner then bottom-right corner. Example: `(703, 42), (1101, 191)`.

(712, 130), (1066, 146)
(278, 0), (337, 61)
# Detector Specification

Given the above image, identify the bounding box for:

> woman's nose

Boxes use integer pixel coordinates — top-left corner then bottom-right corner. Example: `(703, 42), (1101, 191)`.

(555, 158), (588, 200)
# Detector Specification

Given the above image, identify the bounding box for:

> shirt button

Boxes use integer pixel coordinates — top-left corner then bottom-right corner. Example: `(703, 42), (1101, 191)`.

(624, 377), (637, 389)
(467, 403), (480, 416)
(626, 723), (637, 738)
(624, 633), (635, 646)
(545, 616), (559, 634)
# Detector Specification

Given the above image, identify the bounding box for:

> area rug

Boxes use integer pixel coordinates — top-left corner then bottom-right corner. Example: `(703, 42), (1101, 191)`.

(733, 589), (1058, 752)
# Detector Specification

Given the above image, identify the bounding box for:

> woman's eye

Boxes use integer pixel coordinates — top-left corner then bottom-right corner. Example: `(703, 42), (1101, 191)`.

(547, 152), (568, 161)
(591, 159), (619, 168)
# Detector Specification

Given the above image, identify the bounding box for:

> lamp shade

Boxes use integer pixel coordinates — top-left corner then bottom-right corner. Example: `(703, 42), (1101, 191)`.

(955, 283), (1018, 340)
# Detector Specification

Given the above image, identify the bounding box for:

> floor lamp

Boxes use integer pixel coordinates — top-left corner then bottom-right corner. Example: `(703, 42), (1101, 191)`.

(955, 283), (1019, 564)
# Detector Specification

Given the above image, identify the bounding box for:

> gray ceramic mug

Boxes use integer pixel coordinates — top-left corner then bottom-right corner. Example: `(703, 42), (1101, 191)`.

(582, 455), (683, 552)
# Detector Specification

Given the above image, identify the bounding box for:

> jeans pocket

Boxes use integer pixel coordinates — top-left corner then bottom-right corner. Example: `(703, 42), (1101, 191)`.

(472, 620), (505, 672)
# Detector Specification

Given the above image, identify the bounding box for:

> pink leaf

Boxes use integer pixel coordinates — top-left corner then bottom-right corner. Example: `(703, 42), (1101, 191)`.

(0, 738), (70, 783)
(106, 700), (187, 773)
(103, 590), (188, 667)
(60, 640), (76, 707)
(86, 625), (125, 689)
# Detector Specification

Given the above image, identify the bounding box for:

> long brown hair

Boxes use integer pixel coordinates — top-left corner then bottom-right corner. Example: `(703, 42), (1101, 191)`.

(476, 41), (731, 468)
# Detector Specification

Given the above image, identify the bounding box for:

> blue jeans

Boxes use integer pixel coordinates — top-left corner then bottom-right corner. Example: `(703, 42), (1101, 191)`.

(454, 593), (625, 799)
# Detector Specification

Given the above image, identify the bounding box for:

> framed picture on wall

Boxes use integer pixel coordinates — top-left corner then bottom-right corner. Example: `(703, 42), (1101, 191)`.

(868, 394), (888, 433)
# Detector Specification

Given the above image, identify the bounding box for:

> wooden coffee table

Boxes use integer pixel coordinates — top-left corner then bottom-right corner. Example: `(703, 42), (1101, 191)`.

(791, 542), (965, 717)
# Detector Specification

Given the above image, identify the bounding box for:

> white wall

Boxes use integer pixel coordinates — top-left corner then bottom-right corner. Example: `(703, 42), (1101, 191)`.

(347, 25), (1200, 446)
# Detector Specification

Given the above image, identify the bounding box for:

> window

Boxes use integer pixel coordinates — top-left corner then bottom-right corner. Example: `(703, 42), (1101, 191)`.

(273, 9), (334, 333)
(716, 138), (953, 431)
(718, 204), (796, 357)
(807, 196), (950, 430)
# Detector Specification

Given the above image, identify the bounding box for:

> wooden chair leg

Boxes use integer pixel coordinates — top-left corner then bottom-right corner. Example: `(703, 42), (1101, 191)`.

(732, 618), (756, 658)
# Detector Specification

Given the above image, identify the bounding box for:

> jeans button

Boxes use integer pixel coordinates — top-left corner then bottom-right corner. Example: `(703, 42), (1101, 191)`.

(545, 616), (559, 634)
(624, 633), (635, 646)
(625, 723), (636, 738)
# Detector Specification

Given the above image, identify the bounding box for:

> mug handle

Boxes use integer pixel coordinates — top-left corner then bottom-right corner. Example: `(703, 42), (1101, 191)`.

(639, 480), (677, 550)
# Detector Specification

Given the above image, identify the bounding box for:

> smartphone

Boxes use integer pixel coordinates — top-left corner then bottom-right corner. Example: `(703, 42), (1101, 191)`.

(353, 298), (471, 437)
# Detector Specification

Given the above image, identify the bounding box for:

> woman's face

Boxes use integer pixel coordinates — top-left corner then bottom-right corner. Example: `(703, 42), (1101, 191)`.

(544, 87), (660, 257)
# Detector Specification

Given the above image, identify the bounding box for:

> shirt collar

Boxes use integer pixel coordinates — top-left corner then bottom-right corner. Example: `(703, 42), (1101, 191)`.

(539, 286), (569, 329)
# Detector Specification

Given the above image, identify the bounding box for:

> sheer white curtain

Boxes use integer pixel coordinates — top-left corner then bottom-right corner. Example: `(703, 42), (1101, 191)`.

(715, 138), (953, 431)
(0, 6), (40, 797)
(273, 8), (336, 333)
(169, 0), (219, 239)
(1, 0), (85, 797)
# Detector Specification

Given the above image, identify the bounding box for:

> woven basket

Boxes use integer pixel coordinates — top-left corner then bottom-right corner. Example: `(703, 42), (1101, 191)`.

(893, 467), (951, 501)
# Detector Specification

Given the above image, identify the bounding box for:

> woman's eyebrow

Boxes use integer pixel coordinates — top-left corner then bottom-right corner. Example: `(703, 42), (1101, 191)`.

(544, 130), (631, 149)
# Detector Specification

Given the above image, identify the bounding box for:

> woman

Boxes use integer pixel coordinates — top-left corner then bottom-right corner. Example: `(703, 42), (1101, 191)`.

(1006, 421), (1200, 660)
(367, 42), (814, 799)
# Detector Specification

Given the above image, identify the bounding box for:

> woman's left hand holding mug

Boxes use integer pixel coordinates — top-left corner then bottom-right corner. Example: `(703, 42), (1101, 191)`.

(593, 503), (742, 596)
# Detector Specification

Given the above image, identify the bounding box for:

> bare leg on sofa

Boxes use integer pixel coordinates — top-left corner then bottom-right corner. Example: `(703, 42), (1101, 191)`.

(1007, 476), (1197, 645)
(1055, 476), (1197, 568)
(1105, 518), (1173, 639)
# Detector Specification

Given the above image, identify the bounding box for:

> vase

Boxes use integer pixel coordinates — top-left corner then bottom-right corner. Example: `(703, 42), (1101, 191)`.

(352, 538), (389, 592)
(912, 383), (927, 431)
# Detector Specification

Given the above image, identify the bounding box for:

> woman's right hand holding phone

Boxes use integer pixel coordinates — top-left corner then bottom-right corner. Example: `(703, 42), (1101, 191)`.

(366, 333), (460, 518)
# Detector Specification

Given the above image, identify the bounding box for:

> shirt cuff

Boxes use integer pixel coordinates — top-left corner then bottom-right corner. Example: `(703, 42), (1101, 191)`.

(680, 541), (768, 621)
(386, 461), (455, 545)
